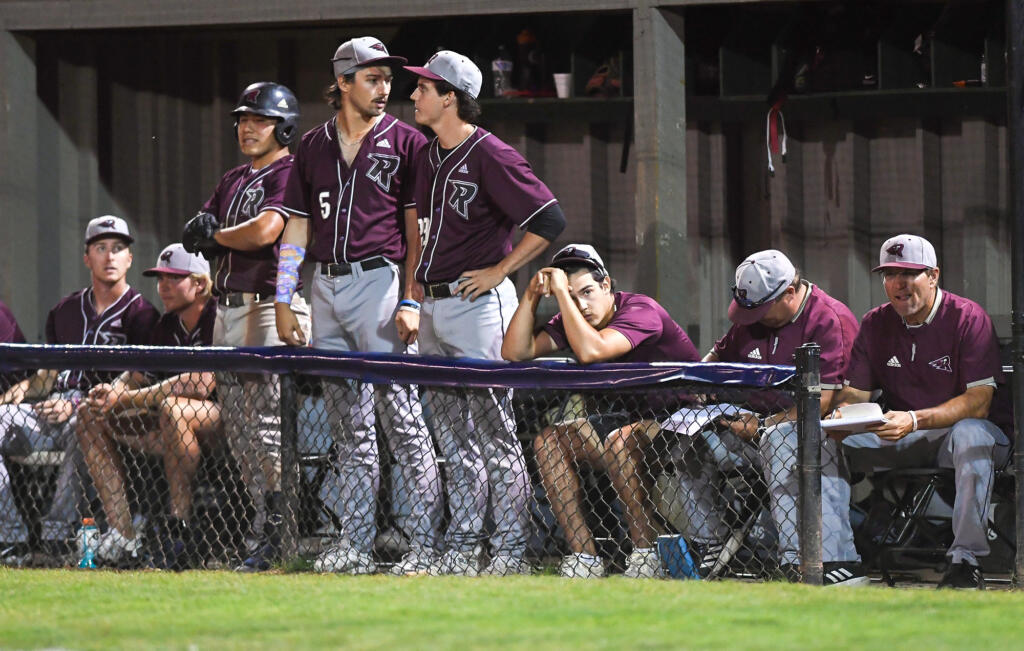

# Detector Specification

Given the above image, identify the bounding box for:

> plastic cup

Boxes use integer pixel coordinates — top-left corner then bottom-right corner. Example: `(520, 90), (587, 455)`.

(553, 73), (572, 99)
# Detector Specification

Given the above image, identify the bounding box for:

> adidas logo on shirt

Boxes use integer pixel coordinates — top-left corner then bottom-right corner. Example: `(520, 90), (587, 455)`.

(458, 164), (470, 174)
(747, 348), (762, 360)
(377, 138), (391, 149)
(886, 356), (901, 368)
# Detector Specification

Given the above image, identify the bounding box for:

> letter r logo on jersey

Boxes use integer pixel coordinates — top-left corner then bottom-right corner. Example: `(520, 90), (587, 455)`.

(365, 153), (401, 192)
(447, 180), (478, 219)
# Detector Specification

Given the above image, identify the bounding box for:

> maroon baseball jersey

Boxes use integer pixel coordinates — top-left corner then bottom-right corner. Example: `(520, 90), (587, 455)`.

(45, 286), (160, 390)
(150, 298), (216, 347)
(714, 282), (860, 390)
(201, 155), (294, 295)
(282, 115), (427, 264)
(414, 127), (558, 283)
(845, 289), (1006, 423)
(0, 299), (24, 345)
(544, 292), (700, 363)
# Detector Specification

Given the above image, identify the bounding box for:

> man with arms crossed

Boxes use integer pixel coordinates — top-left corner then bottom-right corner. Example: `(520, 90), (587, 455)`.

(405, 50), (566, 575)
(0, 217), (159, 562)
(830, 234), (1010, 589)
(275, 37), (441, 575)
(183, 82), (310, 572)
(75, 244), (217, 568)
(502, 244), (699, 578)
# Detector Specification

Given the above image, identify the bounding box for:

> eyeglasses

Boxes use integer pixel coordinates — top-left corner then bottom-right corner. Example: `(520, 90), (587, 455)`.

(881, 269), (927, 282)
(731, 279), (786, 309)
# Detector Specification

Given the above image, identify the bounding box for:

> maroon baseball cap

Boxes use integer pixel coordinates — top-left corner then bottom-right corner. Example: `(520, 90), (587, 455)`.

(728, 249), (796, 326)
(332, 37), (407, 78)
(143, 243), (210, 277)
(872, 234), (937, 272)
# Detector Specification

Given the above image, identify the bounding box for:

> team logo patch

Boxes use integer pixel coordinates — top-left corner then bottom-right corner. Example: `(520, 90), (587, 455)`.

(377, 138), (391, 149)
(366, 153), (401, 192)
(929, 355), (953, 373)
(736, 288), (748, 300)
(447, 180), (478, 218)
(160, 250), (174, 263)
(240, 183), (265, 218)
(886, 356), (901, 368)
(277, 98), (289, 109)
(244, 88), (260, 104)
(98, 219), (115, 228)
(370, 42), (387, 53)
(886, 243), (905, 258)
(458, 164), (469, 174)
(747, 348), (762, 360)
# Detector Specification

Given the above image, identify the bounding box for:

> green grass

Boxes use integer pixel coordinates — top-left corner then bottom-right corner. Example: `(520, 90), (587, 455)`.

(3, 570), (1024, 649)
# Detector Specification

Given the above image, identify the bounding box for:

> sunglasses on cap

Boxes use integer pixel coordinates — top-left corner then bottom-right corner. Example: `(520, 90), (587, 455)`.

(552, 248), (607, 274)
(731, 278), (787, 309)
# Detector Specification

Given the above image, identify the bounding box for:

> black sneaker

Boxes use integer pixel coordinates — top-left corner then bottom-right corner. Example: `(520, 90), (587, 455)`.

(823, 561), (870, 587)
(688, 539), (739, 579)
(938, 561), (984, 590)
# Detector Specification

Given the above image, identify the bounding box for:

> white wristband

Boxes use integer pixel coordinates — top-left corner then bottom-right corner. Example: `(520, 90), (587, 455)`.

(908, 410), (918, 432)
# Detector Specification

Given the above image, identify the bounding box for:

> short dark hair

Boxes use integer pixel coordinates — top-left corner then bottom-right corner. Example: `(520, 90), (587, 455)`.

(433, 79), (481, 123)
(324, 72), (357, 110)
(555, 262), (617, 292)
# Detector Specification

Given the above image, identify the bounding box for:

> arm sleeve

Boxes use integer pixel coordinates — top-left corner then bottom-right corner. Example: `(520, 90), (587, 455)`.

(524, 203), (566, 241)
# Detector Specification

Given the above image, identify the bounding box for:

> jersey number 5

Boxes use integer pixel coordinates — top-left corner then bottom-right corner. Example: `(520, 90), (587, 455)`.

(319, 191), (331, 219)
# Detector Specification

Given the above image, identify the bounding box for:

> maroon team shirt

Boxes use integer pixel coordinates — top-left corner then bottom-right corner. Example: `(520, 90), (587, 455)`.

(543, 292), (700, 363)
(845, 289), (1008, 430)
(414, 127), (557, 284)
(714, 282), (859, 390)
(282, 115), (426, 264)
(0, 299), (24, 345)
(201, 155), (294, 295)
(46, 286), (160, 390)
(150, 298), (217, 347)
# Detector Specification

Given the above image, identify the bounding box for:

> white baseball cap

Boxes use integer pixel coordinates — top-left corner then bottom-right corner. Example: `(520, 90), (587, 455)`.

(404, 50), (482, 99)
(143, 243), (210, 277)
(85, 215), (133, 245)
(728, 249), (796, 325)
(873, 234), (937, 272)
(332, 37), (407, 78)
(551, 243), (608, 277)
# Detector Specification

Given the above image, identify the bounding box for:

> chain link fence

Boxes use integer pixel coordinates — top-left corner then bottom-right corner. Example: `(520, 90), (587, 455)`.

(0, 344), (827, 581)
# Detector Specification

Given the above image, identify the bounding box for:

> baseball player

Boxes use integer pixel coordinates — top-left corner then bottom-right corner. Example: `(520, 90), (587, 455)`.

(405, 51), (567, 575)
(75, 244), (217, 569)
(0, 299), (26, 394)
(275, 36), (441, 576)
(669, 249), (865, 585)
(0, 216), (159, 563)
(502, 244), (700, 579)
(829, 235), (1011, 589)
(182, 81), (311, 572)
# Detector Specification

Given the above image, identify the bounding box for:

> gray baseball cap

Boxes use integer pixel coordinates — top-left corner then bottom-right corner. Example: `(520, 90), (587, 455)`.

(143, 243), (210, 277)
(405, 50), (482, 99)
(332, 37), (407, 78)
(728, 249), (796, 325)
(873, 234), (937, 272)
(85, 215), (133, 245)
(551, 243), (608, 278)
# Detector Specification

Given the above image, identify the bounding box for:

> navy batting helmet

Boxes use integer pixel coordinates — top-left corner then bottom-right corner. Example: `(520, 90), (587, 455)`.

(231, 82), (300, 146)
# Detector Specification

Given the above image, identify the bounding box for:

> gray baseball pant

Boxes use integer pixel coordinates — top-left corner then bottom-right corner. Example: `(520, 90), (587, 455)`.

(418, 278), (529, 557)
(312, 263), (440, 555)
(840, 418), (1010, 565)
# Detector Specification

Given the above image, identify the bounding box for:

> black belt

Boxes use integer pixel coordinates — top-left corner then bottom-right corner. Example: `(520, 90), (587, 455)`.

(320, 256), (390, 278)
(423, 281), (490, 299)
(218, 292), (267, 307)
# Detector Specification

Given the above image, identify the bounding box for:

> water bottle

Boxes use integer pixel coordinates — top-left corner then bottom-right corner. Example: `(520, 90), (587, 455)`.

(79, 517), (98, 569)
(491, 45), (513, 98)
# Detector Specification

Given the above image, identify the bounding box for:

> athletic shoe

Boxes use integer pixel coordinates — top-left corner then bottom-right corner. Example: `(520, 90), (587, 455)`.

(0, 541), (30, 567)
(428, 549), (480, 576)
(95, 528), (142, 564)
(481, 554), (530, 576)
(314, 543), (377, 575)
(823, 561), (870, 587)
(623, 547), (663, 578)
(689, 539), (739, 579)
(938, 561), (984, 590)
(390, 550), (435, 576)
(559, 553), (606, 579)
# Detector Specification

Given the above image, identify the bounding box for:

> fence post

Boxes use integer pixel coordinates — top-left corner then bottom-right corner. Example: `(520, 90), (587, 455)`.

(279, 372), (300, 563)
(1009, 0), (1024, 590)
(795, 343), (823, 585)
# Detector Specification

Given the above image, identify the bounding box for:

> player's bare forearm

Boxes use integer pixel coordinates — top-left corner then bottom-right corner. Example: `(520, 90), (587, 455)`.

(215, 210), (286, 251)
(403, 207), (423, 301)
(120, 371), (213, 410)
(275, 302), (307, 347)
(702, 349), (720, 363)
(2, 369), (58, 403)
(459, 233), (553, 301)
(498, 232), (552, 277)
(280, 216), (310, 247)
(907, 385), (994, 432)
(829, 385), (872, 412)
(501, 290), (543, 361)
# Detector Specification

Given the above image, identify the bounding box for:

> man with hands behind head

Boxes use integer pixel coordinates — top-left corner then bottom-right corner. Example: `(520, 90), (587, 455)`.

(502, 244), (699, 579)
